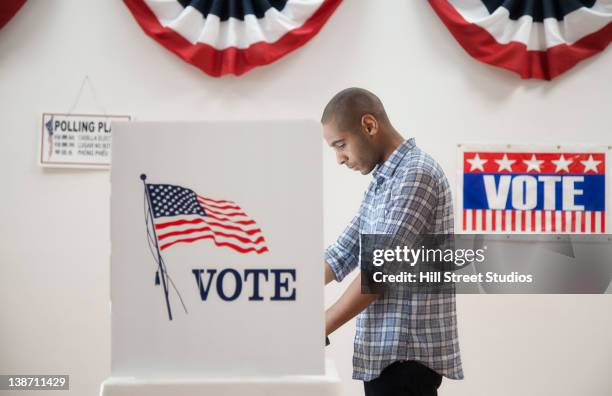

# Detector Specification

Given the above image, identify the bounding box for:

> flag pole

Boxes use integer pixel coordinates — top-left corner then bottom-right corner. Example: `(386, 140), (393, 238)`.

(141, 174), (173, 321)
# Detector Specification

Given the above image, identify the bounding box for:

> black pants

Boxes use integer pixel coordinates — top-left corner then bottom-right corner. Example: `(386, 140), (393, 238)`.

(363, 361), (443, 396)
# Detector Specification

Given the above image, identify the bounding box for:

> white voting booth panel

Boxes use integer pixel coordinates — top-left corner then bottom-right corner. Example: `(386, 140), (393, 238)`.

(101, 121), (339, 396)
(100, 359), (341, 396)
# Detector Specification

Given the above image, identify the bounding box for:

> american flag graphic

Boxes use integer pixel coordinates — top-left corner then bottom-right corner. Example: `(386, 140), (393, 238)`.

(146, 183), (268, 254)
(461, 151), (606, 234)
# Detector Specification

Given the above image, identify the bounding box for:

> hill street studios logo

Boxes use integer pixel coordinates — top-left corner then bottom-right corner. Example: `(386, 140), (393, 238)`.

(140, 175), (296, 321)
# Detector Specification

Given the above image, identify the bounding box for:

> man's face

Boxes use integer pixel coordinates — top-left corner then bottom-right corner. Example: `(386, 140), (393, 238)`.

(322, 122), (378, 175)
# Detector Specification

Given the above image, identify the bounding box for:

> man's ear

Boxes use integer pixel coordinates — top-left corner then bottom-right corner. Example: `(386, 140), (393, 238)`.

(361, 114), (378, 136)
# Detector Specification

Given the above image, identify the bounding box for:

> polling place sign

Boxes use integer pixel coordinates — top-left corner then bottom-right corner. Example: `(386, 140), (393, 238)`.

(110, 121), (324, 378)
(458, 144), (609, 234)
(40, 113), (130, 168)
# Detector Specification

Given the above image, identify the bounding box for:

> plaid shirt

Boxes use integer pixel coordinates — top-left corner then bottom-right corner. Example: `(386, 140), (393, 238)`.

(325, 138), (463, 381)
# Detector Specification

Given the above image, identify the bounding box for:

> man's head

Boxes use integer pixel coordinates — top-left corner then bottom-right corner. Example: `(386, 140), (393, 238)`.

(321, 87), (393, 175)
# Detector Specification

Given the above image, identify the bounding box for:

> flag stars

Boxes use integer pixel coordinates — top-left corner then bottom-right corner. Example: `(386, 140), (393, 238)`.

(523, 154), (544, 172)
(467, 154), (487, 172)
(463, 152), (603, 175)
(147, 184), (206, 218)
(551, 154), (573, 173)
(581, 155), (601, 173)
(495, 154), (515, 172)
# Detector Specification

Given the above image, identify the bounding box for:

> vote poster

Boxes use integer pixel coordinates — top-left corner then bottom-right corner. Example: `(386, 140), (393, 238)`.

(40, 113), (130, 168)
(458, 144), (609, 234)
(110, 121), (324, 378)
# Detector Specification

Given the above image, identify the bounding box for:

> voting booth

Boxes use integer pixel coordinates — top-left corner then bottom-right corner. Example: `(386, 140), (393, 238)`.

(100, 121), (340, 396)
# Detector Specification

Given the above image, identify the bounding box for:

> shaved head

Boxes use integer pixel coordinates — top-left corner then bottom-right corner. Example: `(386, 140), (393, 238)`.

(320, 87), (390, 132)
(320, 87), (399, 175)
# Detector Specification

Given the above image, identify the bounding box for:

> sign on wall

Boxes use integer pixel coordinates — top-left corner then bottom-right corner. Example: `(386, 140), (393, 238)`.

(39, 113), (130, 168)
(458, 144), (609, 233)
(111, 121), (324, 378)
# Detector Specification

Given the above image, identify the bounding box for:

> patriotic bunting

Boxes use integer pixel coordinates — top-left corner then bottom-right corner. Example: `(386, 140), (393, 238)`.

(429, 0), (612, 80)
(1, 0), (26, 31)
(124, 0), (342, 77)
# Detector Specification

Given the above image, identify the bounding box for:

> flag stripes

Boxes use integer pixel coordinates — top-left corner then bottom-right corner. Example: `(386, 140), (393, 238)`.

(462, 209), (606, 233)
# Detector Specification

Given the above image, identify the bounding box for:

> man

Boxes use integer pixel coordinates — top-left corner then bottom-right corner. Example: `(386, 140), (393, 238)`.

(322, 88), (463, 396)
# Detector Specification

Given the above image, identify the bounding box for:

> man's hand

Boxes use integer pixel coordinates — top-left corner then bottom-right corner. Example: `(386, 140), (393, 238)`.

(325, 273), (378, 336)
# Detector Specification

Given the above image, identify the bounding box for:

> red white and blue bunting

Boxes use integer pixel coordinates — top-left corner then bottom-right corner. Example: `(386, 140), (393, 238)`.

(429, 0), (612, 80)
(124, 0), (342, 77)
(1, 0), (26, 31)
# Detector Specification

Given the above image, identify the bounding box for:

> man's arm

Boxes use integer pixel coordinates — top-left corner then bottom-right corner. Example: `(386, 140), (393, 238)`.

(325, 273), (377, 336)
(323, 205), (366, 335)
(324, 207), (363, 284)
(324, 260), (378, 336)
(324, 261), (336, 285)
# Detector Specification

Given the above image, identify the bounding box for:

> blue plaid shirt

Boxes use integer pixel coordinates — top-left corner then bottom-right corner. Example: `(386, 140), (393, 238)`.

(325, 138), (463, 381)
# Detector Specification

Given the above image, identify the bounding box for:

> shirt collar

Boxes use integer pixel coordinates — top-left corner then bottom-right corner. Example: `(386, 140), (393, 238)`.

(372, 138), (416, 181)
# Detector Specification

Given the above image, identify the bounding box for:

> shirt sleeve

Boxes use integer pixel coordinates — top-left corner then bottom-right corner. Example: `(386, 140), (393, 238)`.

(324, 211), (361, 282)
(383, 168), (438, 244)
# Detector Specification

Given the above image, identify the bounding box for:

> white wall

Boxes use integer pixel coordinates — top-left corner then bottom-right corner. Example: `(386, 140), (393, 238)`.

(1, 1), (611, 395)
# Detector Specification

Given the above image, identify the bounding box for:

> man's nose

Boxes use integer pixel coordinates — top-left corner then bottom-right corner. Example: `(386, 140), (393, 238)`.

(336, 152), (347, 165)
